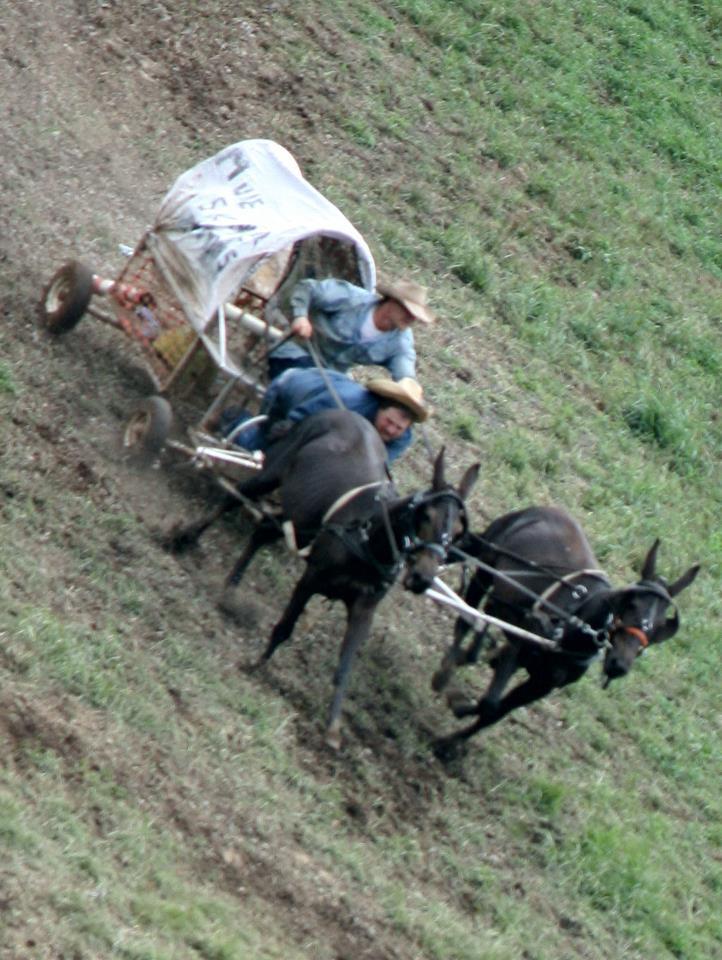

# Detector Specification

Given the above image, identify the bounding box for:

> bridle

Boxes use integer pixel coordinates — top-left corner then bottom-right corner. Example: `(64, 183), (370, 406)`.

(320, 488), (468, 587)
(396, 489), (469, 561)
(614, 623), (650, 648)
(610, 579), (680, 649)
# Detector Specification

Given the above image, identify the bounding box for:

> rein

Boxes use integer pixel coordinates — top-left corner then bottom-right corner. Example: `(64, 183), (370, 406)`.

(448, 544), (610, 650)
(306, 337), (347, 411)
(463, 531), (601, 601)
(321, 487), (468, 586)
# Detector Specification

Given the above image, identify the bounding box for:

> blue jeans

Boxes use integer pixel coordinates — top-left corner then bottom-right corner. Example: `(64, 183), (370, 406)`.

(219, 408), (267, 451)
(267, 353), (316, 381)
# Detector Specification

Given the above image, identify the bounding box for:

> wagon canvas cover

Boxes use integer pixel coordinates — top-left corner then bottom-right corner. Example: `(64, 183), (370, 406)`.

(147, 139), (376, 365)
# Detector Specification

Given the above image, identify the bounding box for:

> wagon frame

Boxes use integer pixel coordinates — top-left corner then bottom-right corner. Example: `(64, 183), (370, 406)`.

(38, 139), (376, 497)
(38, 139), (581, 658)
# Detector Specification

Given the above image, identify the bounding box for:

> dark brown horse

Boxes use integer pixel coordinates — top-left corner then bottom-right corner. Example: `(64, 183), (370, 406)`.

(169, 408), (479, 748)
(432, 505), (699, 755)
(167, 408), (391, 554)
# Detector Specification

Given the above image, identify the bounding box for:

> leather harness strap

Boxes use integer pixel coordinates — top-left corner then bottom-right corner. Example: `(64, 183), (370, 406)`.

(321, 481), (386, 525)
(531, 568), (609, 615)
(280, 481), (387, 557)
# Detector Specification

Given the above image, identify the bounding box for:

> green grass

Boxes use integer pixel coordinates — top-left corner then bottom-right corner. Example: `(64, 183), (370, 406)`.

(0, 361), (16, 394)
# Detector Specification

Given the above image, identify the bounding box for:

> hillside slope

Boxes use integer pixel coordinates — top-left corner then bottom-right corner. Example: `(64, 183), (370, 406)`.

(1, 2), (720, 959)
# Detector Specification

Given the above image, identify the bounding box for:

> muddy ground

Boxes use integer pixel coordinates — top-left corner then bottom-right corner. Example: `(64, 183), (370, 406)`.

(1, 4), (495, 958)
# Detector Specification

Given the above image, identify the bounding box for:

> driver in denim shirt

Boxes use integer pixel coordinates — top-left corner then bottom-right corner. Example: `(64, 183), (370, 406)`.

(268, 276), (435, 381)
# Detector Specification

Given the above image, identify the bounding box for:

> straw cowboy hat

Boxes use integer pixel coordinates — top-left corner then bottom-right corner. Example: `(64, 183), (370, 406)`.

(366, 377), (430, 423)
(375, 278), (436, 325)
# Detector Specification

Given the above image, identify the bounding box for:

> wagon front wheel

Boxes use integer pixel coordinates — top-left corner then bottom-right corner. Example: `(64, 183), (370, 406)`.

(123, 396), (173, 464)
(39, 260), (94, 334)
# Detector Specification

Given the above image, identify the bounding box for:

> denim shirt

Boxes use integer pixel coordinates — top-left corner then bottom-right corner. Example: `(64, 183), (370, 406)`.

(270, 278), (417, 381)
(233, 368), (412, 462)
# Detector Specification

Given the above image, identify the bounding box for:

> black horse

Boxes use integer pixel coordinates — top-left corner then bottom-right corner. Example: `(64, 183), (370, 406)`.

(432, 505), (699, 753)
(169, 408), (479, 749)
(167, 408), (391, 554)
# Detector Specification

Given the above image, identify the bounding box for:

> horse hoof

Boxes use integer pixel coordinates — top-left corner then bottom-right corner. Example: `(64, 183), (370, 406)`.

(431, 663), (453, 692)
(240, 656), (267, 675)
(446, 689), (477, 719)
(324, 723), (342, 752)
(431, 736), (465, 764)
(162, 525), (198, 553)
(218, 587), (243, 620)
(219, 593), (261, 629)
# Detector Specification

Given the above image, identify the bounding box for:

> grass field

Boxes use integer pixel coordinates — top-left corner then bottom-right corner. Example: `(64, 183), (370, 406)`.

(1, 1), (720, 958)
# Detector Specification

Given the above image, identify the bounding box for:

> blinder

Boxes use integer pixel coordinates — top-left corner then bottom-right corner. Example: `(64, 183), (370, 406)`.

(612, 580), (680, 646)
(399, 489), (469, 560)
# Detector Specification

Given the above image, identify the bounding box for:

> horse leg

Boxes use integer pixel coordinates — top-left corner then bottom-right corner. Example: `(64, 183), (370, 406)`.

(432, 652), (534, 760)
(326, 595), (380, 749)
(225, 520), (282, 589)
(218, 520), (283, 616)
(236, 466), (283, 500)
(235, 417), (317, 501)
(325, 593), (380, 751)
(432, 625), (490, 693)
(432, 569), (493, 692)
(452, 652), (590, 738)
(446, 642), (519, 719)
(443, 672), (562, 750)
(492, 674), (557, 724)
(432, 679), (548, 760)
(165, 494), (239, 553)
(257, 566), (321, 665)
(461, 626), (492, 665)
(167, 439), (288, 554)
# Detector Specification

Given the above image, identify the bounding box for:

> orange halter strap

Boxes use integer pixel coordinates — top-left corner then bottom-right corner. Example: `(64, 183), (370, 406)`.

(615, 622), (649, 648)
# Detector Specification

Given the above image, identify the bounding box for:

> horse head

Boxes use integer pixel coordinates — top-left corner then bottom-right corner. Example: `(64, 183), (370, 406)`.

(602, 539), (700, 686)
(402, 448), (480, 594)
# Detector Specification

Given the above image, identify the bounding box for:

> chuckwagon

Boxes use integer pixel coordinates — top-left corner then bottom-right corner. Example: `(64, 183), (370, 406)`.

(37, 143), (699, 752)
(39, 138), (376, 497)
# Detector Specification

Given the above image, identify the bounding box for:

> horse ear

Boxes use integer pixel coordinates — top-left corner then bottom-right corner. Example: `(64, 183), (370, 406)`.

(667, 563), (700, 598)
(641, 538), (661, 580)
(457, 462), (481, 501)
(432, 446), (446, 490)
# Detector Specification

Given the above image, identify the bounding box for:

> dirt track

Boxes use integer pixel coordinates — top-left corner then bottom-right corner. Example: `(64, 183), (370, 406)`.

(4, 4), (720, 959)
(1, 6), (467, 956)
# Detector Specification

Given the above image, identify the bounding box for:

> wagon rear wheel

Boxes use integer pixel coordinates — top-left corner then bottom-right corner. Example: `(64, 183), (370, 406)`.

(123, 396), (173, 464)
(39, 260), (94, 334)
